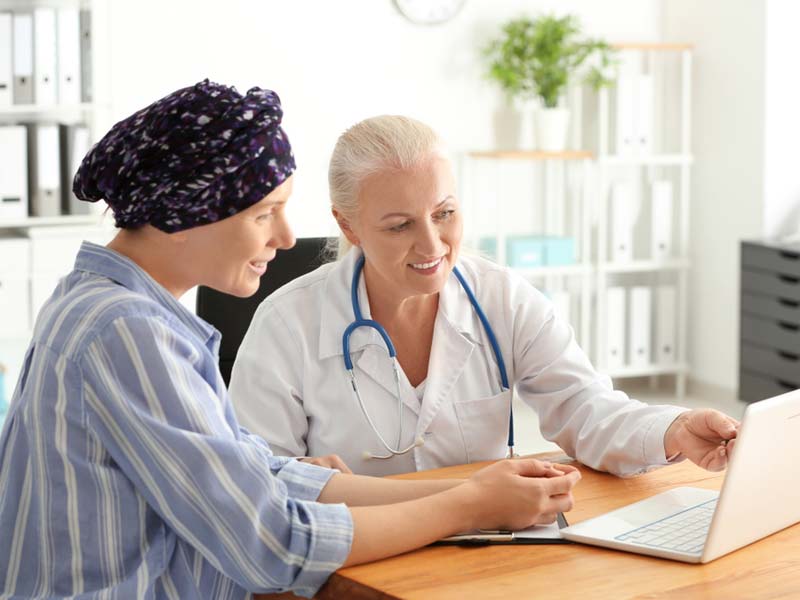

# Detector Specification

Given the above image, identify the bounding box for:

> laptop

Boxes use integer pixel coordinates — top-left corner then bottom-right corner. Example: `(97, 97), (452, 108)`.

(560, 389), (800, 563)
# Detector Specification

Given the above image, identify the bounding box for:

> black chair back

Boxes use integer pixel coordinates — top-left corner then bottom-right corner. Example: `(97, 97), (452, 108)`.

(196, 237), (332, 386)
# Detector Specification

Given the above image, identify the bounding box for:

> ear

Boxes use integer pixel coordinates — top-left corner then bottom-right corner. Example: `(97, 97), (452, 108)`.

(332, 208), (360, 247)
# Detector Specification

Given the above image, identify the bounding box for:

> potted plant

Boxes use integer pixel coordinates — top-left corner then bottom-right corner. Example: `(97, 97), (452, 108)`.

(484, 14), (615, 151)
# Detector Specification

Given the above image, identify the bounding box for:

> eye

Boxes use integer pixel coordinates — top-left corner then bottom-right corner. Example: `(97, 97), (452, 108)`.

(256, 213), (274, 222)
(435, 209), (456, 221)
(389, 221), (411, 232)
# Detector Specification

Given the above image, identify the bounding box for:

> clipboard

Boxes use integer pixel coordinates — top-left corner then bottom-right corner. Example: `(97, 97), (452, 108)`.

(435, 513), (572, 546)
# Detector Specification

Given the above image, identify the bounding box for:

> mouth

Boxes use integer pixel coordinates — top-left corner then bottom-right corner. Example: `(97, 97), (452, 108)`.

(248, 259), (269, 276)
(408, 256), (445, 275)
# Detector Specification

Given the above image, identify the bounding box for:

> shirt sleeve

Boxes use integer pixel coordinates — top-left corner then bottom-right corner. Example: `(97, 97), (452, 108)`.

(80, 315), (352, 597)
(500, 271), (689, 476)
(229, 299), (311, 457)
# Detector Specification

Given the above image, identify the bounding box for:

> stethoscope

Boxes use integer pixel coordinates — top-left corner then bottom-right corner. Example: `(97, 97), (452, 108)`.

(342, 254), (515, 460)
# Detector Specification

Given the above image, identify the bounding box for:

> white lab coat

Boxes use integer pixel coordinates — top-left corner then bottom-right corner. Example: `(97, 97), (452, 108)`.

(229, 249), (686, 477)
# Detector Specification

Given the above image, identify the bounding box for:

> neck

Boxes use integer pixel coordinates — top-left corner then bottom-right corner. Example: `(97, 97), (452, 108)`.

(362, 260), (438, 329)
(107, 227), (192, 299)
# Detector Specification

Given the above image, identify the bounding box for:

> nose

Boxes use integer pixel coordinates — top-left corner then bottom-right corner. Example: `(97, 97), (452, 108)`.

(414, 219), (444, 257)
(271, 213), (296, 250)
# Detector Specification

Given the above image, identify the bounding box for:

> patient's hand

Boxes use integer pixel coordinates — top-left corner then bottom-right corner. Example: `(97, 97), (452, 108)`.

(299, 454), (353, 474)
(664, 409), (740, 471)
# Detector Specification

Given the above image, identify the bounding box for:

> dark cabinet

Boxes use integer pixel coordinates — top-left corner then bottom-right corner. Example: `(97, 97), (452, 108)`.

(739, 241), (800, 402)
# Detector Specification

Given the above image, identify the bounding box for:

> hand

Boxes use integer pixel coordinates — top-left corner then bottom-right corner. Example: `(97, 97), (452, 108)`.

(462, 458), (581, 531)
(299, 454), (353, 474)
(664, 409), (740, 471)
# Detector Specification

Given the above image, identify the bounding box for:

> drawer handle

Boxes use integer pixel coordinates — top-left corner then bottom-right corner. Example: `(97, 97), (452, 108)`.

(778, 321), (800, 331)
(778, 274), (800, 284)
(777, 379), (797, 390)
(779, 251), (800, 261)
(779, 298), (800, 308)
(778, 350), (800, 361)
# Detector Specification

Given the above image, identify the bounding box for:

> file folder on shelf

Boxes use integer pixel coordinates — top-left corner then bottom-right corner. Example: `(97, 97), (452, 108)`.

(615, 76), (636, 156)
(12, 12), (33, 104)
(610, 182), (635, 262)
(0, 13), (11, 106)
(60, 124), (90, 215)
(79, 10), (92, 103)
(651, 180), (673, 260)
(636, 75), (654, 154)
(629, 286), (652, 367)
(605, 287), (626, 369)
(656, 285), (677, 364)
(57, 8), (82, 105)
(28, 124), (61, 217)
(33, 8), (57, 105)
(0, 125), (28, 221)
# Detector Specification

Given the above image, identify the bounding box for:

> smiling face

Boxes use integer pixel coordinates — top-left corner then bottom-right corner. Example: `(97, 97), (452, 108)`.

(184, 176), (296, 297)
(338, 156), (463, 300)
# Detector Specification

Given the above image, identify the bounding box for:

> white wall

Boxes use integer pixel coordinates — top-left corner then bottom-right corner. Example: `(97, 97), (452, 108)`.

(662, 1), (766, 391)
(102, 0), (662, 237)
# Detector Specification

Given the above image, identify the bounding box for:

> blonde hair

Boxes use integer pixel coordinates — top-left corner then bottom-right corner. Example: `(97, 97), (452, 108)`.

(327, 115), (446, 258)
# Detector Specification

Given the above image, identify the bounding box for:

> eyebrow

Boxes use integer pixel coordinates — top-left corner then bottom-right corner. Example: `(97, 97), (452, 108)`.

(379, 196), (455, 221)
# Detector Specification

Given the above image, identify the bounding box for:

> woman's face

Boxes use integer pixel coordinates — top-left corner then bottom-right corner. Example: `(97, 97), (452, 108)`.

(343, 157), (463, 300)
(186, 176), (296, 297)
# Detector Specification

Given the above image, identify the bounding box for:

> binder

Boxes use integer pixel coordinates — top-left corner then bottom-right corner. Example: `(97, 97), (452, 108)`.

(79, 10), (92, 103)
(629, 286), (652, 367)
(57, 8), (81, 105)
(33, 8), (57, 105)
(615, 76), (636, 156)
(59, 123), (90, 215)
(651, 180), (673, 260)
(656, 285), (677, 364)
(0, 13), (11, 106)
(12, 13), (33, 104)
(550, 290), (571, 325)
(610, 182), (634, 262)
(636, 75), (654, 154)
(0, 125), (28, 221)
(28, 123), (61, 217)
(605, 287), (626, 369)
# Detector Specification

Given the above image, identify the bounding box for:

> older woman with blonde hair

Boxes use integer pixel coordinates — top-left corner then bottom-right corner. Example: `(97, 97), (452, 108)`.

(230, 114), (739, 479)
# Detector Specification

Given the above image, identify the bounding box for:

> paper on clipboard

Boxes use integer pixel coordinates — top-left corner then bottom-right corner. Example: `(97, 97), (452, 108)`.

(439, 513), (569, 545)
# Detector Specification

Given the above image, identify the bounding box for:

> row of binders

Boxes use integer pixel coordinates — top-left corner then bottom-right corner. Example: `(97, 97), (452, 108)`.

(0, 123), (90, 220)
(0, 8), (91, 106)
(606, 285), (677, 369)
(610, 180), (673, 262)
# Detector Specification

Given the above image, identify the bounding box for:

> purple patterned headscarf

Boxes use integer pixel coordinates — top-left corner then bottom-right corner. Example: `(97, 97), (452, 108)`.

(73, 79), (296, 233)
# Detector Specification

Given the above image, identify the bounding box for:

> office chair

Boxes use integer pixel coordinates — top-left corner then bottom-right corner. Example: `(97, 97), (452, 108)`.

(196, 237), (332, 386)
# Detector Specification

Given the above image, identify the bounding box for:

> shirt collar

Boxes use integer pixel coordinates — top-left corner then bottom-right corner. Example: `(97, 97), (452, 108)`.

(74, 241), (219, 347)
(317, 249), (482, 361)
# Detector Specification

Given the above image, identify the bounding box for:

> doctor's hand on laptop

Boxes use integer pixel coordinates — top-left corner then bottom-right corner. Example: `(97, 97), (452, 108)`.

(664, 409), (740, 471)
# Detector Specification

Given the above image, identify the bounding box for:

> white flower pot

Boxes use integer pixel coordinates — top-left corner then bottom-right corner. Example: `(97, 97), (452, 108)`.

(535, 107), (570, 152)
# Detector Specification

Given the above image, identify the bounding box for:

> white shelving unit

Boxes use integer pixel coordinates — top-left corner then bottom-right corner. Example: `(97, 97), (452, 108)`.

(462, 42), (694, 400)
(0, 0), (111, 409)
(595, 43), (693, 398)
(461, 150), (594, 352)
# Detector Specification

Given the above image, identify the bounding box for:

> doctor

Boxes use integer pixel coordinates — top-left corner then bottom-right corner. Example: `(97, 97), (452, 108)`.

(229, 115), (739, 477)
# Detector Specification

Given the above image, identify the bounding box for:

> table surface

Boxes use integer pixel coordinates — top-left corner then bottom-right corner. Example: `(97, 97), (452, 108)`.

(261, 453), (800, 599)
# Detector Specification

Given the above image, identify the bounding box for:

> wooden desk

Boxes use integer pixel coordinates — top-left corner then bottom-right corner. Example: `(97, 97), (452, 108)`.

(262, 454), (800, 599)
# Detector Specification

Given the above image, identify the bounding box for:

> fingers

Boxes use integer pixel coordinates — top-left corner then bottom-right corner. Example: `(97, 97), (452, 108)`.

(331, 456), (353, 474)
(511, 458), (560, 478)
(703, 409), (738, 440)
(542, 469), (581, 495)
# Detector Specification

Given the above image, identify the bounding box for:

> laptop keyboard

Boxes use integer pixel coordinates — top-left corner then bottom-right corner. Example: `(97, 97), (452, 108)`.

(615, 498), (718, 555)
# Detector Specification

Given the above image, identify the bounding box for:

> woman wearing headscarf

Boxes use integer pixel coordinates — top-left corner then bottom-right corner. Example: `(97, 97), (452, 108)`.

(0, 82), (580, 599)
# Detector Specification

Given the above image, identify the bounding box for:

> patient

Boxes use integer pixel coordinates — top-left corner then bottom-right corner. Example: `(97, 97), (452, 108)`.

(0, 82), (580, 599)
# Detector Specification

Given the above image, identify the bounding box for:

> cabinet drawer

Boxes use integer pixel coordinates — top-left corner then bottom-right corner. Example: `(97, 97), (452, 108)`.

(741, 292), (800, 325)
(739, 343), (800, 387)
(742, 242), (800, 278)
(740, 314), (800, 354)
(739, 369), (798, 403)
(741, 268), (800, 303)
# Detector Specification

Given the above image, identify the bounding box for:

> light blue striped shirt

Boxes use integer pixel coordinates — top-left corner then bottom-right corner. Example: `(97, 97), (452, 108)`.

(0, 242), (353, 599)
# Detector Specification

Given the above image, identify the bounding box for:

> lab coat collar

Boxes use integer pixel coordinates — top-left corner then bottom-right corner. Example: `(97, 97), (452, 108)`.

(317, 249), (484, 362)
